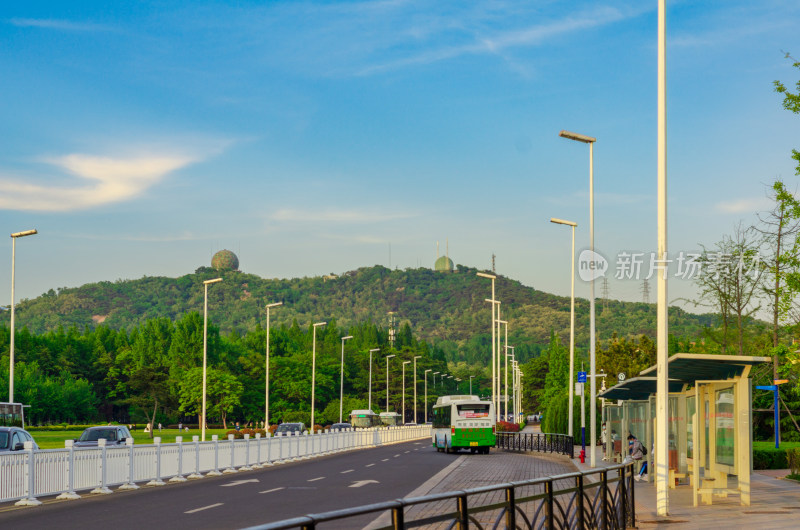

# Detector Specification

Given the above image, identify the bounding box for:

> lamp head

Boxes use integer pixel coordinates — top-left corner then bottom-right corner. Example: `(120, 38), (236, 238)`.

(476, 272), (496, 280)
(266, 301), (283, 308)
(559, 130), (596, 143)
(204, 278), (223, 285)
(11, 229), (38, 238)
(550, 217), (577, 227)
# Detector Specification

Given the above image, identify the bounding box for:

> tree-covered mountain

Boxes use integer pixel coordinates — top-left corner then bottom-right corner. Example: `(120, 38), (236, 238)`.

(3, 263), (720, 363)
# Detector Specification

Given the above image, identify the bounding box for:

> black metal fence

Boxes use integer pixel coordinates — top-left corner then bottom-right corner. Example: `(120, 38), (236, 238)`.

(496, 432), (575, 458)
(244, 461), (636, 530)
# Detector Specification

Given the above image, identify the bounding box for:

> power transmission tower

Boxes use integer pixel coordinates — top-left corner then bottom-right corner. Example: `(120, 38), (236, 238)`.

(641, 279), (651, 304)
(492, 253), (496, 274)
(601, 277), (610, 313)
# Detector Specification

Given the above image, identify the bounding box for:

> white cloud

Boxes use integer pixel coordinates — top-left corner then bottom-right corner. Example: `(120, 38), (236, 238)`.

(715, 197), (772, 214)
(8, 18), (112, 32)
(270, 208), (417, 223)
(0, 153), (197, 212)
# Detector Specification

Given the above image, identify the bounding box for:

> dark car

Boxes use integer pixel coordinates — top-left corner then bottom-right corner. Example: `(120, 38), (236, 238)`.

(0, 427), (38, 452)
(330, 423), (352, 431)
(74, 425), (133, 447)
(275, 422), (306, 435)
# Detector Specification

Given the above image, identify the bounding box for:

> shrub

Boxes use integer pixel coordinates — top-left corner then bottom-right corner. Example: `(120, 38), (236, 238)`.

(268, 424), (278, 436)
(496, 421), (520, 432)
(225, 429), (244, 439)
(753, 447), (788, 469)
(787, 448), (800, 475)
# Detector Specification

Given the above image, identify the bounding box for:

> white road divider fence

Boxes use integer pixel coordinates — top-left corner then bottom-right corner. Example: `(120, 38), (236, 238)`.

(0, 425), (431, 506)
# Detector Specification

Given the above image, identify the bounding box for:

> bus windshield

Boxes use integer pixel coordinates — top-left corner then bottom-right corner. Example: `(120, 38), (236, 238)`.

(456, 404), (490, 418)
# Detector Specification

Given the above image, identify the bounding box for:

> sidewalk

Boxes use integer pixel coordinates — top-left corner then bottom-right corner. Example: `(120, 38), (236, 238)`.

(572, 445), (800, 528)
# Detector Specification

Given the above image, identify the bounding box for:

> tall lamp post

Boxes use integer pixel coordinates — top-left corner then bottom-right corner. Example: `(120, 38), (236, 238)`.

(469, 375), (475, 394)
(656, 0), (669, 514)
(9, 229), (37, 403)
(559, 128), (597, 466)
(477, 272), (497, 415)
(265, 301), (283, 428)
(498, 320), (508, 420)
(413, 355), (421, 423)
(424, 369), (432, 423)
(201, 277), (223, 441)
(368, 348), (379, 411)
(402, 360), (411, 423)
(385, 354), (395, 412)
(440, 373), (447, 389)
(339, 335), (354, 423)
(505, 345), (514, 422)
(310, 322), (327, 429)
(551, 217), (577, 438)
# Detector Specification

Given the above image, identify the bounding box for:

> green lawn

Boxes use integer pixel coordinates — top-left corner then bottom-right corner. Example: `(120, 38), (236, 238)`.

(753, 441), (800, 451)
(32, 428), (237, 449)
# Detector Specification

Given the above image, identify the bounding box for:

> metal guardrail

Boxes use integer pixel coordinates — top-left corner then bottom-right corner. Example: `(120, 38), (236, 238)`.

(496, 432), (575, 458)
(244, 461), (636, 530)
(0, 425), (431, 506)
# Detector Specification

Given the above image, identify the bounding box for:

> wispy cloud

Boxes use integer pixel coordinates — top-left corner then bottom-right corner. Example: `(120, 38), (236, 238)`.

(270, 208), (417, 223)
(8, 17), (113, 32)
(715, 197), (772, 214)
(0, 153), (198, 212)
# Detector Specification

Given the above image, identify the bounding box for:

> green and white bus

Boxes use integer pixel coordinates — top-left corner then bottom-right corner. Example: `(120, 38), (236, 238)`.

(432, 395), (495, 454)
(350, 409), (381, 428)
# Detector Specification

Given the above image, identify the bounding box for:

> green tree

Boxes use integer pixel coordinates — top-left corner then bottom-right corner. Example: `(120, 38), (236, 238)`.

(774, 53), (800, 175)
(178, 367), (243, 429)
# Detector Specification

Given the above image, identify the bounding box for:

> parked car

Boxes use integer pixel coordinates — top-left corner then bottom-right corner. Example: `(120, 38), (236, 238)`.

(330, 423), (352, 431)
(74, 425), (133, 447)
(0, 426), (38, 452)
(275, 422), (306, 435)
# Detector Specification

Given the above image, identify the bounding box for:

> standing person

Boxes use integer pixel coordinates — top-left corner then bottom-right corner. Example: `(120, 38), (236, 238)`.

(158, 422), (162, 432)
(627, 434), (646, 481)
(179, 422), (182, 431)
(601, 423), (608, 460)
(235, 421), (241, 431)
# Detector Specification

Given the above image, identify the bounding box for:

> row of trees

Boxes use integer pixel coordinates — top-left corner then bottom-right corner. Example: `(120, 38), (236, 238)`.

(0, 315), (460, 433)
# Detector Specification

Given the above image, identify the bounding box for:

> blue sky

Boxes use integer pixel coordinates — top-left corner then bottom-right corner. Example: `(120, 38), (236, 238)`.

(1, 0), (799, 312)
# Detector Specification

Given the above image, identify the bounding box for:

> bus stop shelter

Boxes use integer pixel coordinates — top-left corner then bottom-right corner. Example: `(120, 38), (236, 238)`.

(599, 353), (770, 507)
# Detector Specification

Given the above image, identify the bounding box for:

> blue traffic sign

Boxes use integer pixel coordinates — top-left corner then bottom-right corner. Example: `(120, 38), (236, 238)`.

(577, 371), (587, 383)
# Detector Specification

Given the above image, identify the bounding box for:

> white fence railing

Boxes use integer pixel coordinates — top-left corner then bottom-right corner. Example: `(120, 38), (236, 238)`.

(0, 425), (431, 506)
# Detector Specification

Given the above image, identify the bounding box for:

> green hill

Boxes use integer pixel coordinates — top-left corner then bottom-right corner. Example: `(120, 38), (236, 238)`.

(3, 264), (717, 363)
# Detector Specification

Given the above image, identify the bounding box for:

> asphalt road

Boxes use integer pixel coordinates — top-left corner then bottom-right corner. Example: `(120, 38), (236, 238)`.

(0, 440), (455, 529)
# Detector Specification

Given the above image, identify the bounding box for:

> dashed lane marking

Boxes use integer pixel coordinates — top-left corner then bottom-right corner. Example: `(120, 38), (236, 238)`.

(381, 459), (389, 462)
(307, 477), (325, 482)
(341, 469), (354, 474)
(404, 450), (410, 453)
(259, 487), (285, 494)
(185, 503), (223, 514)
(393, 454), (400, 458)
(366, 463), (375, 467)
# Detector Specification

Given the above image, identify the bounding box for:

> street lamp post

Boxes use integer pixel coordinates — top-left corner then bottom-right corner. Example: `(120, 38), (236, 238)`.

(498, 320), (508, 420)
(413, 355), (421, 423)
(559, 128), (597, 467)
(369, 348), (379, 411)
(9, 229), (37, 403)
(424, 369), (432, 423)
(339, 335), (354, 423)
(469, 375), (475, 394)
(402, 361), (411, 424)
(551, 217), (577, 438)
(656, 0), (669, 514)
(505, 346), (514, 422)
(265, 302), (283, 428)
(385, 354), (395, 412)
(477, 272), (497, 416)
(310, 322), (327, 430)
(441, 374), (447, 389)
(202, 277), (223, 442)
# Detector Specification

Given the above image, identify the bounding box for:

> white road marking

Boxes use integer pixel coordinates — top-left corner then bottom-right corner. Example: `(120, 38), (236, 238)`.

(366, 463), (375, 467)
(307, 476), (325, 482)
(381, 458), (389, 462)
(404, 450), (410, 453)
(349, 479), (379, 488)
(393, 454), (400, 458)
(341, 469), (354, 474)
(221, 479), (259, 487)
(185, 503), (223, 514)
(259, 487), (285, 494)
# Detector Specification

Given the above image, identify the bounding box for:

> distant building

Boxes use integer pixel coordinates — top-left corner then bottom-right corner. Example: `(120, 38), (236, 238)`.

(211, 249), (240, 271)
(434, 240), (454, 272)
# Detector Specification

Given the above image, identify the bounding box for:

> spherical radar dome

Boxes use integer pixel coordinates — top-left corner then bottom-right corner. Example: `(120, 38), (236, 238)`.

(211, 250), (239, 271)
(435, 255), (454, 272)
